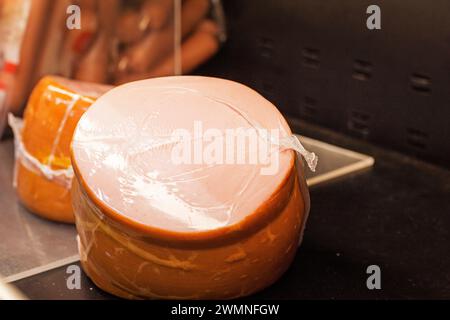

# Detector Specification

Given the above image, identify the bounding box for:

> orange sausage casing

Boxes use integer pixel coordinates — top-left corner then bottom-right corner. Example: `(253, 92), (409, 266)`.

(116, 9), (144, 45)
(117, 19), (219, 83)
(12, 76), (112, 223)
(70, 76), (310, 299)
(149, 19), (219, 77)
(116, 0), (210, 78)
(140, 0), (174, 30)
(58, 0), (99, 78)
(34, 0), (71, 83)
(117, 0), (175, 45)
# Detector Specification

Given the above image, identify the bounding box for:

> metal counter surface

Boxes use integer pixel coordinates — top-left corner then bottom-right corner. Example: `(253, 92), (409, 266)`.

(0, 141), (78, 282)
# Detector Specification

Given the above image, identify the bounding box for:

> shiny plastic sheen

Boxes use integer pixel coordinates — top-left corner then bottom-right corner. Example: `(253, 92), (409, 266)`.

(10, 76), (112, 223)
(71, 76), (314, 299)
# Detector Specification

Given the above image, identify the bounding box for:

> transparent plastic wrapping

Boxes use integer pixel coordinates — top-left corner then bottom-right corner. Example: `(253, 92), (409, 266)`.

(9, 114), (74, 188)
(71, 76), (316, 299)
(0, 0), (225, 137)
(9, 76), (112, 223)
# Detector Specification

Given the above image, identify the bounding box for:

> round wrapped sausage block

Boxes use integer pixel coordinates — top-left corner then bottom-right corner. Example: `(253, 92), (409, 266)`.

(71, 76), (310, 299)
(15, 76), (111, 223)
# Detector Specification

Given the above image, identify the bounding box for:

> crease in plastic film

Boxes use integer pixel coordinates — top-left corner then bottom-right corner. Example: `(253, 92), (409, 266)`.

(72, 84), (317, 233)
(73, 85), (318, 172)
(8, 113), (74, 188)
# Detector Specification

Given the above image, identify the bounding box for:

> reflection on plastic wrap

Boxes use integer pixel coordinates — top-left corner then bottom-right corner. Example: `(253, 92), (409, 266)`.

(72, 77), (315, 231)
(9, 114), (74, 188)
(9, 76), (112, 223)
(70, 76), (314, 299)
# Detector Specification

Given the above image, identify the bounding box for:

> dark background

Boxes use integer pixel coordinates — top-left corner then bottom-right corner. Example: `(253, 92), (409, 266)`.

(199, 0), (450, 168)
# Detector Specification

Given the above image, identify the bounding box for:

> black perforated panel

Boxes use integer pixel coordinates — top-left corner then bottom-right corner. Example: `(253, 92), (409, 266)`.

(198, 0), (450, 168)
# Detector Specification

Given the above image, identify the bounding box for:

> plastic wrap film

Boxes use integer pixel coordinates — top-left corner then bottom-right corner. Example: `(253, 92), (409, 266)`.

(10, 76), (112, 223)
(71, 76), (316, 299)
(9, 114), (74, 188)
